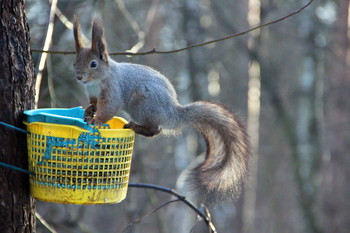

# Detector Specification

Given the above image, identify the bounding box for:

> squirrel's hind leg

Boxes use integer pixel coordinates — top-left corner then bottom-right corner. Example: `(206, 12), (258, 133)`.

(123, 121), (161, 137)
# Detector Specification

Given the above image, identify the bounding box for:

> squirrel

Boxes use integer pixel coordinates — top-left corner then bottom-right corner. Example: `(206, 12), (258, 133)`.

(73, 16), (250, 202)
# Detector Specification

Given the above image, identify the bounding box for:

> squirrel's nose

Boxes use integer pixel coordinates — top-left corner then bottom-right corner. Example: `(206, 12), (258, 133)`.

(77, 76), (83, 80)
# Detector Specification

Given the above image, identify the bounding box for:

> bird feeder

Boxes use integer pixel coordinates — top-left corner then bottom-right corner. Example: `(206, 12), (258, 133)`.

(24, 107), (135, 204)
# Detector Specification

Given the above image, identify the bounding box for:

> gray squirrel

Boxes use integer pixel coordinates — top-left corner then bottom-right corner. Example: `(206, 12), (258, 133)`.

(73, 17), (250, 202)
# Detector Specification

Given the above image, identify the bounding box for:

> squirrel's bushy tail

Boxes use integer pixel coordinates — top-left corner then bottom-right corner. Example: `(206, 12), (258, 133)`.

(179, 101), (250, 202)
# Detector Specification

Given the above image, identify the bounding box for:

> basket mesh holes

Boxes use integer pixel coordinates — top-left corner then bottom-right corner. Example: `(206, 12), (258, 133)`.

(28, 128), (134, 194)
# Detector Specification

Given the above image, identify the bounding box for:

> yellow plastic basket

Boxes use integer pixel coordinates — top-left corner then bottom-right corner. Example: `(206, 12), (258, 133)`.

(25, 117), (135, 204)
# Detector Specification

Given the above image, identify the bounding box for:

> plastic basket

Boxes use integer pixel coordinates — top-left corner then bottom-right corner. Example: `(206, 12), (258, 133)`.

(24, 109), (135, 205)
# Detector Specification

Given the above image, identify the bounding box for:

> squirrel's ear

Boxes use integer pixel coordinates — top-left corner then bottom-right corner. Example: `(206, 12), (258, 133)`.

(91, 16), (109, 64)
(73, 16), (85, 52)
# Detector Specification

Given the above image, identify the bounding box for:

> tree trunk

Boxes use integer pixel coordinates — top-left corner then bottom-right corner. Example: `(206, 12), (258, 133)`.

(0, 1), (36, 232)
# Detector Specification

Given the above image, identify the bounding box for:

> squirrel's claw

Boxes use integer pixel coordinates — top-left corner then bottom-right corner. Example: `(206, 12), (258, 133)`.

(84, 104), (97, 125)
(84, 116), (94, 125)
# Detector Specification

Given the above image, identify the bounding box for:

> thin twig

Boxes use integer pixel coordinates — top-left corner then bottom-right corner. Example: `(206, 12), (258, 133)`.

(35, 211), (58, 233)
(115, 0), (142, 37)
(121, 199), (180, 233)
(114, 0), (145, 53)
(55, 6), (73, 30)
(34, 0), (58, 108)
(128, 183), (217, 233)
(31, 0), (314, 56)
(47, 54), (57, 107)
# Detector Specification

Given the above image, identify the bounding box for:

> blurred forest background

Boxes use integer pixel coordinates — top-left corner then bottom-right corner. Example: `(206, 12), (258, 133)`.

(25, 0), (349, 232)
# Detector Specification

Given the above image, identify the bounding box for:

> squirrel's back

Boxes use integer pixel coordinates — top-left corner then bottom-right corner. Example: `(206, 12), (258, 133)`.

(109, 61), (183, 131)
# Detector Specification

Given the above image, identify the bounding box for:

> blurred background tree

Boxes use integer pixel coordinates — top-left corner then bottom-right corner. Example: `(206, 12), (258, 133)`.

(25, 0), (349, 232)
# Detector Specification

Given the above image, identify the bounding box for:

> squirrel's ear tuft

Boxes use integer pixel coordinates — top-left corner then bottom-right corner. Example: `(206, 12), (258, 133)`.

(73, 16), (85, 52)
(91, 16), (109, 64)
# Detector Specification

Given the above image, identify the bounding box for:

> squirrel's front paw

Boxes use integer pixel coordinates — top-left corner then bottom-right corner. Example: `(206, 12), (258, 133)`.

(84, 115), (94, 125)
(84, 117), (103, 125)
(91, 117), (104, 126)
(84, 104), (96, 117)
(84, 104), (97, 124)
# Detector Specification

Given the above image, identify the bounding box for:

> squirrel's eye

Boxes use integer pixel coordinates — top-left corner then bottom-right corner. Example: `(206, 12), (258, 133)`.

(90, 60), (97, 69)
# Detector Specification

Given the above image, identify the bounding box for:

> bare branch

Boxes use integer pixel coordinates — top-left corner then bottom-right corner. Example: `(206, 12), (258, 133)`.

(35, 211), (58, 233)
(34, 0), (58, 108)
(114, 0), (145, 53)
(47, 54), (57, 107)
(31, 0), (314, 56)
(121, 199), (180, 233)
(32, 49), (75, 55)
(128, 183), (217, 233)
(55, 6), (73, 30)
(115, 0), (142, 36)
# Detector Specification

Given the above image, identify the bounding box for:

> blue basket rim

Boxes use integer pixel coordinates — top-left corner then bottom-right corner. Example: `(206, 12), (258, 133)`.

(24, 107), (91, 130)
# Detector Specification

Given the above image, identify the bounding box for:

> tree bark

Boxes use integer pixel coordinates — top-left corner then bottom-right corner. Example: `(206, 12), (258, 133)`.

(0, 1), (36, 232)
